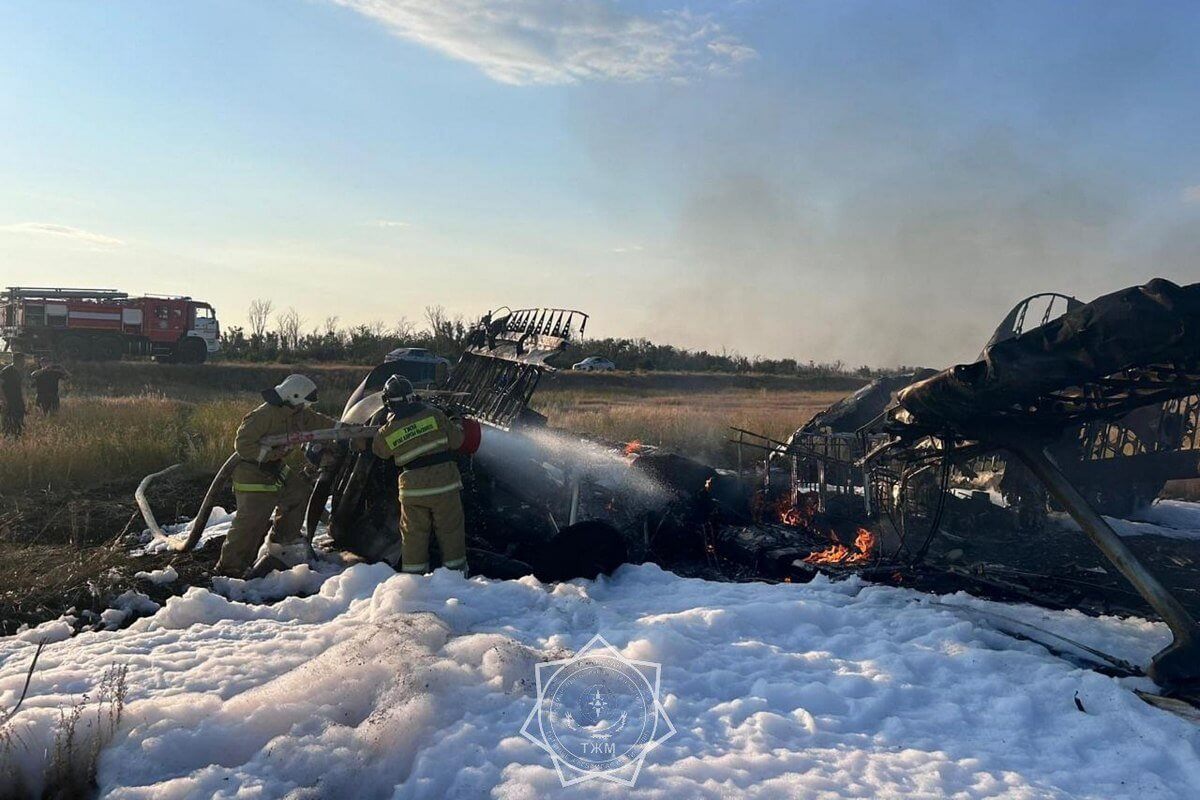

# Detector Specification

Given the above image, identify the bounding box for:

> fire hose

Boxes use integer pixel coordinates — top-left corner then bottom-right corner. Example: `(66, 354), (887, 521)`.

(136, 463), (184, 545)
(136, 425), (380, 552)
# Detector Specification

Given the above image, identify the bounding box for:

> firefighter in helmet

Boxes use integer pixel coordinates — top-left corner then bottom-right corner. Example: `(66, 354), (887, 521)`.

(216, 374), (337, 578)
(372, 375), (480, 574)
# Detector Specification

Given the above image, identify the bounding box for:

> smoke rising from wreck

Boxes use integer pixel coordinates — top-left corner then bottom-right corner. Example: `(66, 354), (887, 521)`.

(566, 3), (1200, 368)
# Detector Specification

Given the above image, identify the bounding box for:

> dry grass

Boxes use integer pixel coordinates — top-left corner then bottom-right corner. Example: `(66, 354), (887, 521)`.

(1, 372), (849, 494)
(533, 388), (845, 467)
(0, 393), (345, 495)
(1, 397), (186, 492)
(1165, 479), (1200, 502)
(183, 398), (257, 474)
(0, 396), (257, 494)
(0, 657), (129, 798)
(51, 360), (370, 402)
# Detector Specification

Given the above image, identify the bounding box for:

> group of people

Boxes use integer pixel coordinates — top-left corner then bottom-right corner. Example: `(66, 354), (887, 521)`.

(1, 353), (71, 437)
(2, 356), (472, 579)
(216, 373), (477, 580)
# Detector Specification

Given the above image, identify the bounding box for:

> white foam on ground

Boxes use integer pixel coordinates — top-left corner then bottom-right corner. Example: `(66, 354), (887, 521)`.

(1132, 499), (1200, 536)
(2, 561), (1199, 798)
(1052, 498), (1200, 542)
(134, 565), (179, 585)
(132, 506), (235, 555)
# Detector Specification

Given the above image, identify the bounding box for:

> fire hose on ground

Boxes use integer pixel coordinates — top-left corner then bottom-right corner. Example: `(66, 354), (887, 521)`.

(136, 425), (380, 552)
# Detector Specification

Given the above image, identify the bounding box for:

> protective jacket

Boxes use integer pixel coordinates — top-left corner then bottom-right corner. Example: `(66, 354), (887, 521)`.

(1, 364), (24, 428)
(371, 401), (465, 498)
(32, 365), (67, 396)
(231, 401), (336, 492)
(0, 364), (22, 405)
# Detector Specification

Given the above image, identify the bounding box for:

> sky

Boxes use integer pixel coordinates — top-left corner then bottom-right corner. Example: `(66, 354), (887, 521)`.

(1, 0), (1198, 368)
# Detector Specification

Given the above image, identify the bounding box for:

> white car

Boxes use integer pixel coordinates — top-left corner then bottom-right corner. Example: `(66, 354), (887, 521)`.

(571, 356), (616, 372)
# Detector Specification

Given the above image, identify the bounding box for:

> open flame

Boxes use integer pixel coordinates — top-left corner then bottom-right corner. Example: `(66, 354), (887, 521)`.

(776, 492), (818, 528)
(772, 490), (879, 568)
(624, 439), (643, 456)
(803, 528), (877, 566)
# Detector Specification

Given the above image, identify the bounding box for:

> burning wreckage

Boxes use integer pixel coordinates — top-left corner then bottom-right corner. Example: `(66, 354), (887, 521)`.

(150, 281), (1200, 699)
(745, 279), (1200, 695)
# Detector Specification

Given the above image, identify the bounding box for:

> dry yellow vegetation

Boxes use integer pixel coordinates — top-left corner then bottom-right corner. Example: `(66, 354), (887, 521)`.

(533, 386), (842, 466)
(0, 396), (186, 492)
(0, 379), (843, 492)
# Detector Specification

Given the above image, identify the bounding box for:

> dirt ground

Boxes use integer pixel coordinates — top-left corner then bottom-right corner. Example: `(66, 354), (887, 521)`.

(0, 472), (227, 636)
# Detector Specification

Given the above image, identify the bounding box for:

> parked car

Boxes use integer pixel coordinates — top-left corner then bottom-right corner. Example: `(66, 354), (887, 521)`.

(383, 347), (452, 386)
(571, 356), (616, 372)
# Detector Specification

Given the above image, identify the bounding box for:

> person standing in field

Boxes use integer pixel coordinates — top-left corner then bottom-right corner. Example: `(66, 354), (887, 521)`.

(215, 374), (337, 578)
(0, 354), (26, 438)
(372, 375), (480, 574)
(30, 357), (70, 414)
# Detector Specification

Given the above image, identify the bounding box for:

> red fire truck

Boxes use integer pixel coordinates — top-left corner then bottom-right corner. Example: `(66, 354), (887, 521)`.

(0, 287), (221, 363)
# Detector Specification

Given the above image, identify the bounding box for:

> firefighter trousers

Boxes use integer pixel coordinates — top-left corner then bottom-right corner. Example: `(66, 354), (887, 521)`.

(399, 490), (466, 573)
(216, 475), (312, 578)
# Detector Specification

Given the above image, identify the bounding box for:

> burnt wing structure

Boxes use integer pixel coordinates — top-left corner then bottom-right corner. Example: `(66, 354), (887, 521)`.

(762, 279), (1200, 688)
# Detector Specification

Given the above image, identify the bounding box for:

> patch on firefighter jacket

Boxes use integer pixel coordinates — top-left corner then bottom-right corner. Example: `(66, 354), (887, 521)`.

(385, 415), (439, 451)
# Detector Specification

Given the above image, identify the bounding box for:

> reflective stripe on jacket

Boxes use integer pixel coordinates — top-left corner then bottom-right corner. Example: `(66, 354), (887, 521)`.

(372, 403), (465, 498)
(398, 478), (463, 499)
(233, 465), (292, 493)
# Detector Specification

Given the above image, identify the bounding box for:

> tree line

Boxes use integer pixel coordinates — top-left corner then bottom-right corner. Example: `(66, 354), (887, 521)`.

(218, 299), (897, 378)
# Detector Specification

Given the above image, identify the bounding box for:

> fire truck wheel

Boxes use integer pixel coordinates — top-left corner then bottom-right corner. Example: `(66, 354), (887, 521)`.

(176, 337), (208, 364)
(58, 335), (89, 361)
(95, 336), (124, 361)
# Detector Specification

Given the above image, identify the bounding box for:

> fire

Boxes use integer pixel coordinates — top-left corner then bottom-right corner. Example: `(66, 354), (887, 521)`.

(803, 527), (877, 566)
(776, 492), (818, 528)
(624, 440), (643, 456)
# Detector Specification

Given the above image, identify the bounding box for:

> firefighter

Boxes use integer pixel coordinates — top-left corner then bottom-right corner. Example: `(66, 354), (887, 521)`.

(1, 354), (26, 438)
(215, 374), (337, 578)
(31, 357), (70, 414)
(372, 375), (479, 574)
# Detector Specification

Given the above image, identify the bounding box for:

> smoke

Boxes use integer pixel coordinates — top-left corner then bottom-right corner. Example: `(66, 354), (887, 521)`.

(565, 1), (1200, 368)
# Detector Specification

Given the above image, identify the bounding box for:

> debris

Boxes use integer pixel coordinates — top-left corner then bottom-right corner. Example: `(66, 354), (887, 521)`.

(744, 279), (1200, 690)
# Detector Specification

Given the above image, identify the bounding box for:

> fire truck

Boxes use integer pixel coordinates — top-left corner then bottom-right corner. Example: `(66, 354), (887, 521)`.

(0, 287), (221, 363)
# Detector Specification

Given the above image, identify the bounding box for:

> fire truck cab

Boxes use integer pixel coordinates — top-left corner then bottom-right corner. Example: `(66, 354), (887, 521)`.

(1, 287), (221, 363)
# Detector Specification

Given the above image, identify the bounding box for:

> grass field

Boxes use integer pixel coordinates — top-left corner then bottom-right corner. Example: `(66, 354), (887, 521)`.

(6, 362), (1197, 506)
(533, 383), (845, 466)
(1, 364), (851, 497)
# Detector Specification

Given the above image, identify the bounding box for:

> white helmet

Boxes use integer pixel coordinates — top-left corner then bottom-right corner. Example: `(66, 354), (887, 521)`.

(270, 374), (318, 407)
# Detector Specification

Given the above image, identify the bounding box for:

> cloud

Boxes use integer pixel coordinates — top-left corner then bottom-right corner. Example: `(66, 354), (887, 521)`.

(1183, 185), (1200, 204)
(612, 244), (644, 253)
(367, 219), (410, 228)
(331, 0), (755, 85)
(0, 222), (124, 248)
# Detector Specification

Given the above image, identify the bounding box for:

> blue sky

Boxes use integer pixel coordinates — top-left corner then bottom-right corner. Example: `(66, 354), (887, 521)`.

(2, 1), (1198, 366)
